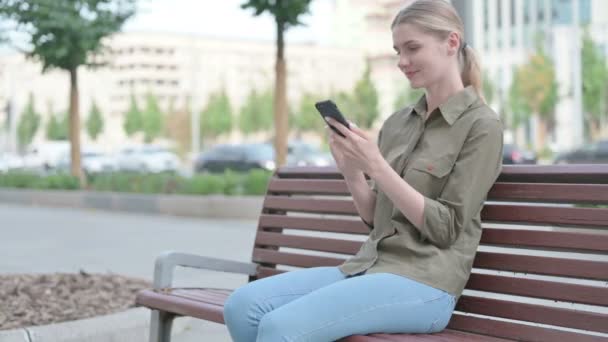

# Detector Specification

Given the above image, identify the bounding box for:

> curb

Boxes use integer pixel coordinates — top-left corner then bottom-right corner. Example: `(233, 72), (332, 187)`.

(0, 189), (264, 220)
(0, 307), (189, 342)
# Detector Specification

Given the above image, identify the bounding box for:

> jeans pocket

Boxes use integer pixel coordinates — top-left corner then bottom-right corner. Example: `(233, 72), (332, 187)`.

(426, 295), (455, 333)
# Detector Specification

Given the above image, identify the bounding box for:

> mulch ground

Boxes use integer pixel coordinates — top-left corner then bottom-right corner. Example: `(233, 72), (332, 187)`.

(0, 271), (151, 330)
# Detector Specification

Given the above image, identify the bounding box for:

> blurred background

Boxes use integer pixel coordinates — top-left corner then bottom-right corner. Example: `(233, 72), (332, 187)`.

(0, 0), (607, 183)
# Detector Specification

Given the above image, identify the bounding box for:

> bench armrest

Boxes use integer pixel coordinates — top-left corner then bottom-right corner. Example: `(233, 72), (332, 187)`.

(152, 250), (259, 289)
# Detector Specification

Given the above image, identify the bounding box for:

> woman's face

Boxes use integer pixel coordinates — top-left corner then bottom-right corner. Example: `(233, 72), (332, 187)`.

(392, 23), (454, 89)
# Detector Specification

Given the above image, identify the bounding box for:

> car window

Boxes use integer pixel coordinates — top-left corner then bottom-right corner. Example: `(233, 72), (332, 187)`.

(246, 144), (274, 159)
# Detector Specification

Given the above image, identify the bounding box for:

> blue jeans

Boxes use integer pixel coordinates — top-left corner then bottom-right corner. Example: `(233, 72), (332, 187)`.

(223, 267), (456, 342)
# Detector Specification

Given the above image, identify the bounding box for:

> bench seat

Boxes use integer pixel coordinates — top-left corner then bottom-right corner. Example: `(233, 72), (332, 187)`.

(136, 165), (608, 341)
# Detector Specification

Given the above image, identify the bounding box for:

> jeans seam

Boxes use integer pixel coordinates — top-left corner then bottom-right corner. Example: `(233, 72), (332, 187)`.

(287, 294), (447, 342)
(427, 296), (455, 333)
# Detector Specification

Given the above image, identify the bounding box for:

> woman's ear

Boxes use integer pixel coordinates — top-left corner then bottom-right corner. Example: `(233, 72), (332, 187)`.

(446, 32), (460, 56)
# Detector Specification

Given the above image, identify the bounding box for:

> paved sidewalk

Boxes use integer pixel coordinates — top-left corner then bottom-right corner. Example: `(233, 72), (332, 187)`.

(0, 203), (257, 341)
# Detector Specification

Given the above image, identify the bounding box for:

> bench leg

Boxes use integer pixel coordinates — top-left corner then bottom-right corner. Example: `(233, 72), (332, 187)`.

(149, 310), (175, 342)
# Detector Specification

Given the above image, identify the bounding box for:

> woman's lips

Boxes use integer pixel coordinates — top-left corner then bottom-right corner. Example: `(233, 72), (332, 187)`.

(405, 70), (418, 78)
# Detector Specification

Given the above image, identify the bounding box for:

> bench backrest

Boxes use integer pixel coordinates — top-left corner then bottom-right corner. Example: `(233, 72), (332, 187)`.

(250, 165), (608, 341)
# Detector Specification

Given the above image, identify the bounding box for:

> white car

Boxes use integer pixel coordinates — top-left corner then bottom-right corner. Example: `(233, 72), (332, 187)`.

(0, 152), (24, 173)
(116, 145), (181, 173)
(56, 148), (118, 174)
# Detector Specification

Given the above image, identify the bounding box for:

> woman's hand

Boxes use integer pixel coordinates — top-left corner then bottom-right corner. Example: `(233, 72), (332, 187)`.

(325, 117), (384, 177)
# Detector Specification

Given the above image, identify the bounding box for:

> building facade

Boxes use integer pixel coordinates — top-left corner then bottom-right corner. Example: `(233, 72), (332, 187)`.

(0, 32), (365, 152)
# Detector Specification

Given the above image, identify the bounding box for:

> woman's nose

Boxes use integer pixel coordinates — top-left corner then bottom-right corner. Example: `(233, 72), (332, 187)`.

(398, 55), (410, 69)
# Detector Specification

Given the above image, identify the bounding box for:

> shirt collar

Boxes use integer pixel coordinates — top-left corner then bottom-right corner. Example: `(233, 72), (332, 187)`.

(410, 86), (478, 125)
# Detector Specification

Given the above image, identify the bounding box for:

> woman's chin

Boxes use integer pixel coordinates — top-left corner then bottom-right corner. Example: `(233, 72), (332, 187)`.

(408, 81), (423, 89)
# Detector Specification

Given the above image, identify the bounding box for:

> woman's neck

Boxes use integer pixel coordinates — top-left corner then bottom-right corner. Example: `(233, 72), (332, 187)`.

(424, 73), (465, 116)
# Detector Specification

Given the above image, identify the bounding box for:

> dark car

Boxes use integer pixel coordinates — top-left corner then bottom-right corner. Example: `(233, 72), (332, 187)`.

(502, 143), (537, 164)
(286, 140), (335, 167)
(195, 143), (275, 173)
(553, 140), (608, 164)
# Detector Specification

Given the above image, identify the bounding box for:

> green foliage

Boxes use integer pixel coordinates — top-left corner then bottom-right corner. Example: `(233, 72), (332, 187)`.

(200, 89), (233, 142)
(482, 73), (495, 105)
(293, 92), (325, 133)
(17, 93), (40, 149)
(239, 88), (274, 135)
(46, 110), (69, 141)
(333, 64), (380, 129)
(0, 171), (79, 190)
(142, 93), (164, 143)
(0, 0), (136, 72)
(86, 100), (104, 140)
(507, 66), (532, 129)
(165, 101), (192, 156)
(123, 94), (143, 137)
(2, 170), (273, 196)
(243, 169), (272, 195)
(393, 86), (424, 112)
(507, 45), (559, 131)
(241, 0), (313, 28)
(516, 49), (559, 124)
(581, 31), (608, 124)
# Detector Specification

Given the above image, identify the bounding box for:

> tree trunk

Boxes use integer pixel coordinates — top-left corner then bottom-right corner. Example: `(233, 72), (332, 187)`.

(274, 19), (288, 167)
(69, 68), (85, 187)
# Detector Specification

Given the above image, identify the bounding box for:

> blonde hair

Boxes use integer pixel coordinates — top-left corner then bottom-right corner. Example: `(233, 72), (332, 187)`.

(391, 0), (484, 102)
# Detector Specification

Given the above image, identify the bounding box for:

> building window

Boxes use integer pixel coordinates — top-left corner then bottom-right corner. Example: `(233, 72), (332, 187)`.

(510, 0), (516, 27)
(497, 0), (503, 28)
(483, 0), (489, 30)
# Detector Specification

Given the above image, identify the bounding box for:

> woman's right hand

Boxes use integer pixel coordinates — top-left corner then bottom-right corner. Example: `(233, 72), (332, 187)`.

(326, 123), (359, 177)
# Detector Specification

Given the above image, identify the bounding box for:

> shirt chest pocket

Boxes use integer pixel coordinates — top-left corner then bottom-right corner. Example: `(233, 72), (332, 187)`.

(404, 156), (454, 199)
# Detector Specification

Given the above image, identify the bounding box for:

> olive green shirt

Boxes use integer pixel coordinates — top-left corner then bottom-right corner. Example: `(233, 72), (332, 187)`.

(339, 86), (503, 296)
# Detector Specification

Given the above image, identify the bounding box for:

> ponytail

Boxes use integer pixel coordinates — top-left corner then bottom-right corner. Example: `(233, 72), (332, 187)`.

(461, 45), (484, 103)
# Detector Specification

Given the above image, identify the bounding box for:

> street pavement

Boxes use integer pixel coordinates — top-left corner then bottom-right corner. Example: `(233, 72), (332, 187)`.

(0, 203), (257, 341)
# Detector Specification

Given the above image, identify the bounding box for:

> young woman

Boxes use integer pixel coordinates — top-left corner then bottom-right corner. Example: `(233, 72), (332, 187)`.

(223, 1), (503, 340)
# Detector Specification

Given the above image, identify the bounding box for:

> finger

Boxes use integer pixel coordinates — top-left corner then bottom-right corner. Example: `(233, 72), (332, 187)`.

(325, 117), (352, 138)
(349, 125), (369, 140)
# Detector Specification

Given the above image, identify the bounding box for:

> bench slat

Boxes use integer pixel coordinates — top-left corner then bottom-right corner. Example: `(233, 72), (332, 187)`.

(255, 231), (361, 255)
(136, 289), (228, 323)
(277, 167), (345, 179)
(268, 179), (350, 195)
(474, 252), (608, 280)
(480, 228), (608, 253)
(252, 248), (344, 268)
(264, 196), (358, 215)
(342, 329), (512, 341)
(465, 273), (608, 306)
(497, 164), (608, 184)
(457, 295), (608, 333)
(487, 182), (608, 203)
(448, 314), (607, 342)
(482, 205), (608, 227)
(259, 214), (369, 235)
(257, 266), (284, 279)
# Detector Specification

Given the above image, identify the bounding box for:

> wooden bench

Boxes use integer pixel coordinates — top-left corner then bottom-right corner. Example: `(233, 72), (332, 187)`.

(136, 165), (608, 341)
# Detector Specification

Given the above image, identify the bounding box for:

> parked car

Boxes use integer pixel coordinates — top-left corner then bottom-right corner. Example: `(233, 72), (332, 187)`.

(115, 145), (181, 173)
(195, 143), (275, 173)
(21, 141), (70, 171)
(553, 139), (608, 164)
(502, 143), (537, 164)
(56, 148), (118, 174)
(0, 152), (24, 172)
(286, 141), (335, 167)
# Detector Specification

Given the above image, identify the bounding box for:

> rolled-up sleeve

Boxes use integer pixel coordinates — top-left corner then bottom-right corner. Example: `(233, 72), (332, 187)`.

(420, 118), (503, 249)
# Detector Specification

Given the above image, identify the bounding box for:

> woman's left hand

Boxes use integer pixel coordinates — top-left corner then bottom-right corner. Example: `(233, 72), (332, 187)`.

(325, 117), (384, 176)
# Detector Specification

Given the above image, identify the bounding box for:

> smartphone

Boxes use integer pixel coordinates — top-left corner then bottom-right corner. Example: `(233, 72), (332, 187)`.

(314, 100), (350, 138)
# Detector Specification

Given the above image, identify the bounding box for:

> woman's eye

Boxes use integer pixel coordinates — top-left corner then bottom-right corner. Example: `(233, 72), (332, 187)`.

(408, 46), (419, 52)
